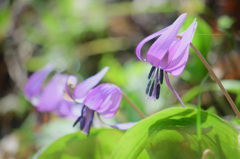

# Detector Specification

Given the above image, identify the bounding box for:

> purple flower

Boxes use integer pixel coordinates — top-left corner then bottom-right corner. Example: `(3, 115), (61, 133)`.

(24, 65), (74, 116)
(136, 13), (197, 107)
(66, 67), (135, 135)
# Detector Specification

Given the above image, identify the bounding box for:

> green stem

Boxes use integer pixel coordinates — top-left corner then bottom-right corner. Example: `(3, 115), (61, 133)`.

(122, 93), (146, 119)
(197, 74), (208, 141)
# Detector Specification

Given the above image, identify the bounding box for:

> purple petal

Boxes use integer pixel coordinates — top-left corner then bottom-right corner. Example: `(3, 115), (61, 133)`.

(167, 46), (190, 76)
(136, 27), (169, 61)
(159, 38), (181, 68)
(165, 20), (197, 76)
(74, 67), (109, 99)
(97, 114), (136, 130)
(24, 64), (53, 100)
(37, 73), (68, 112)
(111, 122), (137, 130)
(83, 84), (122, 118)
(97, 85), (122, 118)
(57, 99), (75, 117)
(165, 72), (185, 108)
(146, 13), (187, 67)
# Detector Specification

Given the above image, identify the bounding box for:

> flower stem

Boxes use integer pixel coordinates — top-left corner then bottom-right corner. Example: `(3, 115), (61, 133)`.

(197, 74), (208, 141)
(190, 43), (240, 120)
(122, 93), (146, 119)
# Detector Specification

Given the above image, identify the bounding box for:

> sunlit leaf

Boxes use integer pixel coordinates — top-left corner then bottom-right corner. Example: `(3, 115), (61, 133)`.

(38, 129), (123, 159)
(112, 108), (240, 159)
(37, 128), (148, 159)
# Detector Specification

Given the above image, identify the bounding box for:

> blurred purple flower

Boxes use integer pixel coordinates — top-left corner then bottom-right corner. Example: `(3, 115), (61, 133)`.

(136, 13), (197, 107)
(24, 65), (74, 116)
(66, 67), (135, 135)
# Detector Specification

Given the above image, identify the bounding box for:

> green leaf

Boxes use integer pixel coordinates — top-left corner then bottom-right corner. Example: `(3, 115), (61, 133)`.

(111, 108), (240, 159)
(38, 129), (124, 159)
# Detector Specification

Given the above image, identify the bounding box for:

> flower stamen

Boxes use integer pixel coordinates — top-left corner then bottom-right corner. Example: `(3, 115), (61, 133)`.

(146, 67), (165, 100)
(80, 116), (86, 130)
(145, 80), (151, 94)
(73, 116), (82, 127)
(149, 80), (155, 96)
(148, 66), (156, 79)
(160, 69), (164, 84)
(156, 83), (160, 99)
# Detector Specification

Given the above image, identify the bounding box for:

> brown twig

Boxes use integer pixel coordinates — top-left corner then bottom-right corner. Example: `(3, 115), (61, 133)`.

(122, 93), (146, 119)
(190, 43), (240, 120)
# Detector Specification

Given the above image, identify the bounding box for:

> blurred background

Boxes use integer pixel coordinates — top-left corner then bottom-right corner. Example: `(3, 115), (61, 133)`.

(1, 0), (240, 158)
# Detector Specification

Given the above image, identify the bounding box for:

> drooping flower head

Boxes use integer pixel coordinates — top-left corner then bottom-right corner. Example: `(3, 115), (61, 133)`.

(66, 67), (134, 135)
(136, 13), (197, 107)
(24, 64), (73, 116)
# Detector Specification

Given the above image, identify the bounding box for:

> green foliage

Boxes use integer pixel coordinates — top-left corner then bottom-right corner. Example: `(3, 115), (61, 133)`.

(111, 108), (240, 159)
(217, 15), (234, 31)
(0, 3), (11, 39)
(38, 129), (124, 159)
(38, 128), (149, 159)
(182, 80), (240, 103)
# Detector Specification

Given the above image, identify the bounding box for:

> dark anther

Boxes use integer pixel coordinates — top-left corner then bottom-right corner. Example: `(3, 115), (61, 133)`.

(160, 69), (164, 84)
(148, 66), (156, 79)
(80, 116), (86, 130)
(81, 105), (86, 115)
(73, 105), (86, 127)
(149, 81), (155, 96)
(86, 111), (94, 136)
(73, 116), (82, 127)
(156, 83), (161, 99)
(146, 80), (151, 94)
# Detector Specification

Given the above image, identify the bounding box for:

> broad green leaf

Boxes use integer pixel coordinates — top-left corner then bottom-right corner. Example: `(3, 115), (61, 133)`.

(38, 129), (123, 159)
(37, 128), (149, 159)
(112, 108), (240, 159)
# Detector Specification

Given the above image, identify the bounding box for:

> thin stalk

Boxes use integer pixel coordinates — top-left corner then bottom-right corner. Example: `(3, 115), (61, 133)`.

(122, 93), (146, 119)
(190, 43), (240, 120)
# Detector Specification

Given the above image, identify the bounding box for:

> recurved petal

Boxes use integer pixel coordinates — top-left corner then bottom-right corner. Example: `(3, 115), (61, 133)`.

(165, 19), (197, 76)
(24, 64), (53, 99)
(97, 114), (136, 130)
(37, 73), (67, 112)
(73, 67), (109, 99)
(146, 13), (187, 67)
(136, 27), (168, 61)
(165, 72), (185, 108)
(83, 84), (122, 118)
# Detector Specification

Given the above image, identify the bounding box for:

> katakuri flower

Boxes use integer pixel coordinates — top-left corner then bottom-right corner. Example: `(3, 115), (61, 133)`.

(24, 64), (74, 116)
(66, 67), (135, 135)
(136, 13), (197, 107)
